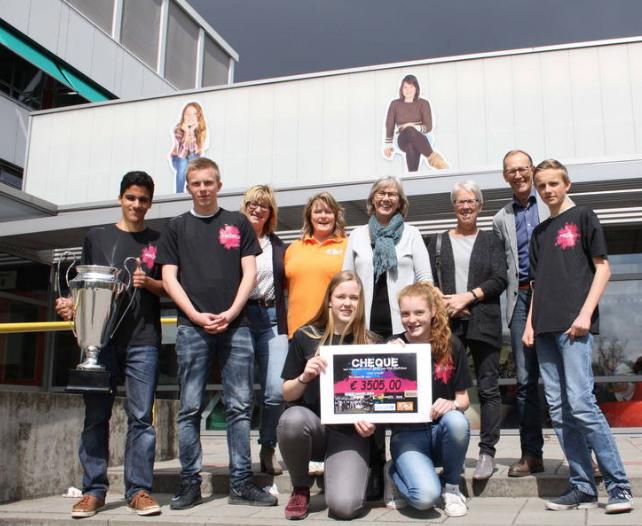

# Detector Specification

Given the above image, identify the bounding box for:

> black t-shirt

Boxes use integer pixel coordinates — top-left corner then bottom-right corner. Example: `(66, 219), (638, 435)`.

(390, 333), (472, 428)
(82, 224), (161, 347)
(396, 333), (472, 403)
(530, 205), (608, 335)
(157, 208), (261, 327)
(281, 327), (355, 417)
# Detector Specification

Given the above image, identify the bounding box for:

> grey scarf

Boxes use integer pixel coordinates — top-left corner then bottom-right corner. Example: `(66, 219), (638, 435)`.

(369, 213), (404, 280)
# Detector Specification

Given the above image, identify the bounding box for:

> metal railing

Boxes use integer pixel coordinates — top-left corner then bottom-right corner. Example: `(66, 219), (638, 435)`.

(0, 318), (178, 334)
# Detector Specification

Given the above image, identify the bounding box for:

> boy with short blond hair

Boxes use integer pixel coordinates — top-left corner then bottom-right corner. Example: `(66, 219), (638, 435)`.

(523, 159), (632, 514)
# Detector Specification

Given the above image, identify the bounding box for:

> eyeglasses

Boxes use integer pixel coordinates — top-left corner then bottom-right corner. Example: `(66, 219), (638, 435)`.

(247, 201), (270, 211)
(504, 166), (532, 177)
(454, 199), (479, 207)
(375, 191), (400, 200)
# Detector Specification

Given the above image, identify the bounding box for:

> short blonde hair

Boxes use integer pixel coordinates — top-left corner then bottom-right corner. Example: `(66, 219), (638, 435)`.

(366, 176), (409, 218)
(186, 157), (220, 183)
(241, 185), (278, 235)
(301, 192), (346, 239)
(534, 159), (571, 185)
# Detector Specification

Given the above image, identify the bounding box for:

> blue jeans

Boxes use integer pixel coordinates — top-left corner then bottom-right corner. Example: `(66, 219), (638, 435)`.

(509, 289), (543, 458)
(246, 304), (288, 447)
(390, 411), (470, 510)
(536, 332), (630, 496)
(175, 324), (254, 490)
(172, 154), (198, 193)
(79, 344), (159, 500)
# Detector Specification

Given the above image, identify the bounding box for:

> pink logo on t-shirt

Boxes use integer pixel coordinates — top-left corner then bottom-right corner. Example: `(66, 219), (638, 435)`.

(555, 222), (580, 250)
(140, 244), (157, 269)
(434, 359), (454, 384)
(219, 224), (241, 249)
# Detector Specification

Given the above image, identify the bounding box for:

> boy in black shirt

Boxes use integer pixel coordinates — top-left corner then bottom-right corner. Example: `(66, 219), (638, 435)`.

(524, 160), (632, 514)
(157, 158), (274, 509)
(55, 172), (164, 518)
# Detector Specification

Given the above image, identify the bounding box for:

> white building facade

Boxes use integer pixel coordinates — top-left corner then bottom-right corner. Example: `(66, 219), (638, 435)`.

(0, 28), (641, 430)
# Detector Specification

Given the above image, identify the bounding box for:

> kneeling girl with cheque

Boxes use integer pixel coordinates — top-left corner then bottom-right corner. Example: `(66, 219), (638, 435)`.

(277, 270), (379, 520)
(385, 282), (472, 517)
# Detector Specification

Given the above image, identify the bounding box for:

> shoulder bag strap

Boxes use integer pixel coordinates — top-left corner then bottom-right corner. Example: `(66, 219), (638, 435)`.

(435, 232), (443, 287)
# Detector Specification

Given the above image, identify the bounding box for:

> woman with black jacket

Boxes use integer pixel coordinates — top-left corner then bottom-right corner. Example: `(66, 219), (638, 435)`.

(427, 180), (507, 481)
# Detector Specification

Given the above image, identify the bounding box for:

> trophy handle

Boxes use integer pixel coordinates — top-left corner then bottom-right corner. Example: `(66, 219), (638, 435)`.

(108, 257), (139, 339)
(70, 295), (79, 339)
(54, 251), (76, 300)
(121, 256), (138, 292)
(55, 252), (78, 337)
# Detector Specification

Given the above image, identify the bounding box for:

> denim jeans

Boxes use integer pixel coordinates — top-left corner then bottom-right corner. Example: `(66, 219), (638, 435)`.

(509, 289), (544, 459)
(246, 304), (288, 447)
(172, 154), (198, 193)
(175, 324), (254, 490)
(79, 344), (159, 500)
(536, 332), (630, 496)
(390, 411), (470, 510)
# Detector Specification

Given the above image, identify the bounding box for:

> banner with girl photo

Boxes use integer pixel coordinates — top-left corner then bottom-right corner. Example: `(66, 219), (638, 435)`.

(382, 74), (449, 173)
(169, 101), (210, 193)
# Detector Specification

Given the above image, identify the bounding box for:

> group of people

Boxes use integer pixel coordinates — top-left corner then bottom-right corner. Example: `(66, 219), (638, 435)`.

(55, 150), (633, 520)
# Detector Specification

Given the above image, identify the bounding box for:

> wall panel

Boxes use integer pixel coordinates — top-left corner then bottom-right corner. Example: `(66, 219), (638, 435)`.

(24, 40), (642, 204)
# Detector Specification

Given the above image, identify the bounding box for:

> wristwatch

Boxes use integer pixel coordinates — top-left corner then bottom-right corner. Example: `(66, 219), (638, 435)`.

(469, 289), (479, 303)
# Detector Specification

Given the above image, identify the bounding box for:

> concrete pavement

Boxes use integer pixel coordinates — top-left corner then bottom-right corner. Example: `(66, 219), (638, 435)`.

(1, 433), (640, 525)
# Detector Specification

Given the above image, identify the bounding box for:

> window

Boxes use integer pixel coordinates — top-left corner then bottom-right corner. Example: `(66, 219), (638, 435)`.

(0, 46), (87, 110)
(0, 160), (23, 189)
(120, 0), (162, 70)
(67, 0), (115, 34)
(164, 1), (198, 90)
(0, 260), (50, 387)
(202, 35), (229, 87)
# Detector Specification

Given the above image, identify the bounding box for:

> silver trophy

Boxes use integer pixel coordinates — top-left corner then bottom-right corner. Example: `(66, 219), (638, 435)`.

(57, 255), (135, 393)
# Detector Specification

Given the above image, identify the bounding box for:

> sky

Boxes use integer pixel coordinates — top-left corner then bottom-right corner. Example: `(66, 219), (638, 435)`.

(188, 0), (642, 83)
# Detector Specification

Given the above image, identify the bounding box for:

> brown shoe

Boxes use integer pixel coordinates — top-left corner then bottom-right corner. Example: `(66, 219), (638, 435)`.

(427, 151), (449, 169)
(128, 490), (161, 516)
(508, 456), (544, 477)
(260, 445), (283, 475)
(71, 495), (105, 518)
(285, 487), (310, 520)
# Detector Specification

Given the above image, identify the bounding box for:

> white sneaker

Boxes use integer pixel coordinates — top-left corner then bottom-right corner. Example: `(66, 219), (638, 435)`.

(442, 486), (468, 517)
(308, 461), (324, 476)
(383, 460), (407, 510)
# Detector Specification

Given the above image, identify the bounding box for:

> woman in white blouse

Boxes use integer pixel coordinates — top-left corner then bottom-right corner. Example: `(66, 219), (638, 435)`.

(241, 185), (289, 476)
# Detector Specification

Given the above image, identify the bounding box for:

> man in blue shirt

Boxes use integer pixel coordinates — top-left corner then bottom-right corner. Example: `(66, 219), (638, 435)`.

(492, 150), (549, 476)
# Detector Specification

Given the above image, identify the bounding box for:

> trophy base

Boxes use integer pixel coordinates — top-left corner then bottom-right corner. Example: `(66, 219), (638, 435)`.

(66, 369), (112, 394)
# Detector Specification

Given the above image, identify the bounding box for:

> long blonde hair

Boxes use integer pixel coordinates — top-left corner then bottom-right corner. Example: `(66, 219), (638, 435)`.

(398, 282), (452, 366)
(177, 101), (207, 151)
(302, 270), (375, 347)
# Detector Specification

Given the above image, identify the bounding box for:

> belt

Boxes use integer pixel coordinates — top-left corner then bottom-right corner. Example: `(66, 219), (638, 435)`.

(247, 298), (276, 308)
(518, 283), (531, 290)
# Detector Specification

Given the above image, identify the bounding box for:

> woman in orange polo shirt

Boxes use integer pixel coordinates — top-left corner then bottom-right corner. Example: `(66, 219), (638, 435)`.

(285, 192), (348, 340)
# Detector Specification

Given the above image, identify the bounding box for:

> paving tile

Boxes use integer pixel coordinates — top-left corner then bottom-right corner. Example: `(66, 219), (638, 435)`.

(585, 506), (642, 525)
(376, 507), (445, 522)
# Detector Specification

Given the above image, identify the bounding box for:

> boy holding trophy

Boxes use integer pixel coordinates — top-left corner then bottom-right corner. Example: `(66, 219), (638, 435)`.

(56, 172), (164, 518)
